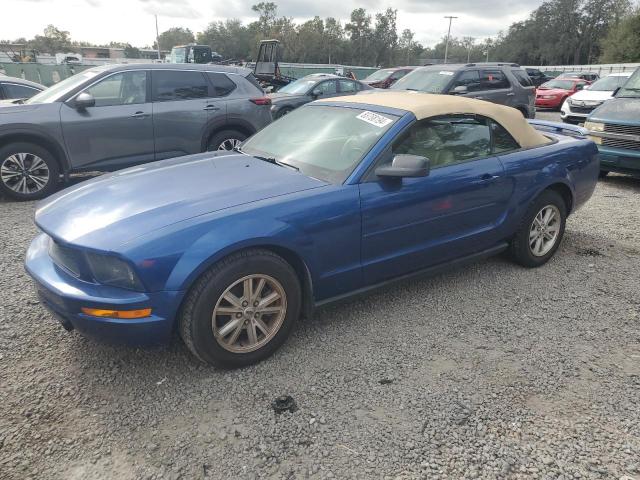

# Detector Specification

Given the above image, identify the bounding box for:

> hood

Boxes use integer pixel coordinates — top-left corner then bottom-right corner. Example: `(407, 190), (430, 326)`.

(589, 97), (640, 123)
(35, 152), (327, 250)
(569, 89), (613, 102)
(536, 88), (569, 96)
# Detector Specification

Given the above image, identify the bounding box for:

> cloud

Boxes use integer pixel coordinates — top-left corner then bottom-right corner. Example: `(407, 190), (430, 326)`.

(138, 0), (200, 19)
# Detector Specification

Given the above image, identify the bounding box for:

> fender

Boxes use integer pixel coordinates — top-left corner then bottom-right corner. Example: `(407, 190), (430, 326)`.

(200, 116), (257, 151)
(0, 124), (71, 173)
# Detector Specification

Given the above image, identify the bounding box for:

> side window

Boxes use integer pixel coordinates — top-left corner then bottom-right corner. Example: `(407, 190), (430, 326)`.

(338, 80), (357, 93)
(490, 120), (520, 154)
(390, 70), (407, 81)
(84, 71), (147, 107)
(511, 70), (533, 87)
(576, 82), (586, 91)
(3, 83), (40, 99)
(480, 70), (510, 90)
(152, 70), (209, 102)
(316, 80), (337, 95)
(451, 70), (481, 92)
(206, 72), (236, 97)
(391, 115), (491, 169)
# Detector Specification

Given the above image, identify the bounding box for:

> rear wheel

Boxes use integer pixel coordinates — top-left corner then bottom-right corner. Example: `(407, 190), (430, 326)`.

(510, 190), (567, 268)
(206, 129), (247, 152)
(277, 107), (293, 119)
(0, 142), (59, 201)
(179, 249), (301, 367)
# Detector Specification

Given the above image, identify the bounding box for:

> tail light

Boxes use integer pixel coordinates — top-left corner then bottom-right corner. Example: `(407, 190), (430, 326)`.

(250, 97), (272, 106)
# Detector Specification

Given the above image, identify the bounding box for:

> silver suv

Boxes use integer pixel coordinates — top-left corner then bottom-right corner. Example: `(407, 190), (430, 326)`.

(391, 62), (536, 119)
(0, 64), (272, 200)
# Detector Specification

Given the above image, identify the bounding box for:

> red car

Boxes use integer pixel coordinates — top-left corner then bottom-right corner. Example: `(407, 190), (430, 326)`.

(361, 67), (415, 89)
(535, 78), (589, 109)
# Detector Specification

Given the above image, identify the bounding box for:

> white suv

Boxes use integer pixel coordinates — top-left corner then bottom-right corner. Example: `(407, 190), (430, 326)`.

(561, 72), (632, 124)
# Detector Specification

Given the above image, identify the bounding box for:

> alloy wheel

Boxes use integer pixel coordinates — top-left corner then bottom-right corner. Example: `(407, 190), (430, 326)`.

(1, 152), (50, 195)
(529, 204), (561, 257)
(217, 138), (242, 151)
(212, 274), (287, 353)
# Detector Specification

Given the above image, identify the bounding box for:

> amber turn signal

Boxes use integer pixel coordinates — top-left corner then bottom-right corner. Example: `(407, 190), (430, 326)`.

(81, 307), (152, 319)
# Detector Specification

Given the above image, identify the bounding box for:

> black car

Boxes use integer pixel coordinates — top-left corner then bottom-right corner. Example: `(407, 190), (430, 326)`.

(268, 74), (373, 118)
(0, 76), (45, 101)
(525, 68), (552, 87)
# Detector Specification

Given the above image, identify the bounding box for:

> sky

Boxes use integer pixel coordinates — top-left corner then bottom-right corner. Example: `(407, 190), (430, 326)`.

(4, 0), (544, 48)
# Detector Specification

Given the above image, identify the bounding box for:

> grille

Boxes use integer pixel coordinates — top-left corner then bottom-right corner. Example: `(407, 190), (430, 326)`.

(569, 105), (596, 114)
(49, 240), (82, 277)
(601, 137), (640, 151)
(604, 123), (640, 136)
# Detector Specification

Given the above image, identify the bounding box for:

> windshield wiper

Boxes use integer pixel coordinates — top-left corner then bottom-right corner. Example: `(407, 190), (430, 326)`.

(235, 147), (299, 171)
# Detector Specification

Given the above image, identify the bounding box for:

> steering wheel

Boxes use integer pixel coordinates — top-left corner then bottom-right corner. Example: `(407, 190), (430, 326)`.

(339, 136), (367, 165)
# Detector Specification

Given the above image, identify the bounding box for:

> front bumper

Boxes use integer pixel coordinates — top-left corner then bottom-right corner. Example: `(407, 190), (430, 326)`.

(560, 101), (600, 123)
(535, 97), (562, 109)
(597, 146), (640, 175)
(25, 233), (183, 346)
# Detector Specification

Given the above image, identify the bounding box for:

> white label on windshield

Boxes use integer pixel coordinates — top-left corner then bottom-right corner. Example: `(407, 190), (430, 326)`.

(439, 71), (454, 75)
(356, 111), (393, 128)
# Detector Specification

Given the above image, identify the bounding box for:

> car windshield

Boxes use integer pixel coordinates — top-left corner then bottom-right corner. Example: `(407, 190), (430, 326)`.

(364, 69), (393, 82)
(617, 70), (640, 98)
(539, 79), (575, 90)
(241, 105), (398, 183)
(278, 79), (318, 95)
(391, 69), (454, 93)
(589, 75), (630, 91)
(26, 69), (102, 104)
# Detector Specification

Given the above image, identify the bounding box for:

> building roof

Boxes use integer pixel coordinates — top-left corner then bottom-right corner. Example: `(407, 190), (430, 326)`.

(317, 91), (552, 149)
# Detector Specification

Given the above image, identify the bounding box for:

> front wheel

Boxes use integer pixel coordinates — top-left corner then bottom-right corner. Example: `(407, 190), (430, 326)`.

(0, 142), (59, 201)
(179, 249), (301, 367)
(510, 190), (567, 268)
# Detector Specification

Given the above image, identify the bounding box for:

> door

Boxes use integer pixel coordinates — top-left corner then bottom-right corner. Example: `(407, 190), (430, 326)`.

(60, 70), (154, 170)
(312, 80), (340, 100)
(359, 115), (511, 285)
(477, 69), (513, 106)
(338, 79), (359, 97)
(151, 69), (225, 160)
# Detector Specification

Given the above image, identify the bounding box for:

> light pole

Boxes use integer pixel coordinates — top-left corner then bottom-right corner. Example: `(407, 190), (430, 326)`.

(443, 15), (458, 64)
(155, 15), (161, 61)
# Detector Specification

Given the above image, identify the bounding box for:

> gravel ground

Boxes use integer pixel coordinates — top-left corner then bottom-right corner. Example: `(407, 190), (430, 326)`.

(1, 119), (639, 479)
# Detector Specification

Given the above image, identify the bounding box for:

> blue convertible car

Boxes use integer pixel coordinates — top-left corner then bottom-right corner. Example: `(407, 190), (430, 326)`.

(25, 92), (599, 367)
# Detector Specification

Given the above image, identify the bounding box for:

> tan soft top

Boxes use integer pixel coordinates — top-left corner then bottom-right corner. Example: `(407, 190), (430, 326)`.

(316, 91), (551, 149)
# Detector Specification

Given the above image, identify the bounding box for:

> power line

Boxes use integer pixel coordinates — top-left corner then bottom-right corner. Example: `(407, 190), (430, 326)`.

(443, 16), (458, 64)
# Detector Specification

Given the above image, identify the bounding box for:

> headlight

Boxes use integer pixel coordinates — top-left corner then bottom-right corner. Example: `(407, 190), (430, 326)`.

(85, 252), (144, 291)
(584, 121), (604, 132)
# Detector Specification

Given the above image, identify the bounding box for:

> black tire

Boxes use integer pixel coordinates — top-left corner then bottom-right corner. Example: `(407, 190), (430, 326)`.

(598, 170), (609, 179)
(510, 190), (567, 268)
(206, 129), (247, 152)
(277, 107), (293, 119)
(179, 249), (301, 367)
(0, 142), (59, 201)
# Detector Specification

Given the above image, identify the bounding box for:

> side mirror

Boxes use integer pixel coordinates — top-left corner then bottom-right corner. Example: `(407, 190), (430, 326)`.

(375, 154), (430, 178)
(583, 85), (590, 90)
(452, 85), (468, 94)
(74, 92), (95, 110)
(311, 88), (322, 98)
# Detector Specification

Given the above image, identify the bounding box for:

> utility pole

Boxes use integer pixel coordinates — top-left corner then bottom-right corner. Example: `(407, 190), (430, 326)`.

(155, 15), (161, 61)
(443, 15), (458, 64)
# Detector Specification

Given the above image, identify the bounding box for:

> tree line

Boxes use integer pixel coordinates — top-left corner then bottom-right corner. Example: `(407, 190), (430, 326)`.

(2, 1), (639, 66)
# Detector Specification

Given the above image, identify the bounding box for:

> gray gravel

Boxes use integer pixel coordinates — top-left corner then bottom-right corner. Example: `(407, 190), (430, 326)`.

(1, 126), (639, 479)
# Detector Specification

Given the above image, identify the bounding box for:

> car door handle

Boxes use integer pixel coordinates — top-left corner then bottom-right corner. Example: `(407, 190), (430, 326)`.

(204, 105), (220, 111)
(475, 96), (486, 100)
(130, 111), (149, 118)
(506, 92), (515, 96)
(480, 173), (501, 181)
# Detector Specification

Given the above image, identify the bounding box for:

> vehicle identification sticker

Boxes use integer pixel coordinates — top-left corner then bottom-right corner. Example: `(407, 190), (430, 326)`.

(356, 111), (393, 128)
(439, 71), (454, 75)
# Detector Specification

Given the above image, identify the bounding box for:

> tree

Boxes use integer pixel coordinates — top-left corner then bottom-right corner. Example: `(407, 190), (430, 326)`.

(345, 8), (373, 65)
(29, 25), (73, 53)
(600, 8), (640, 61)
(155, 27), (195, 51)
